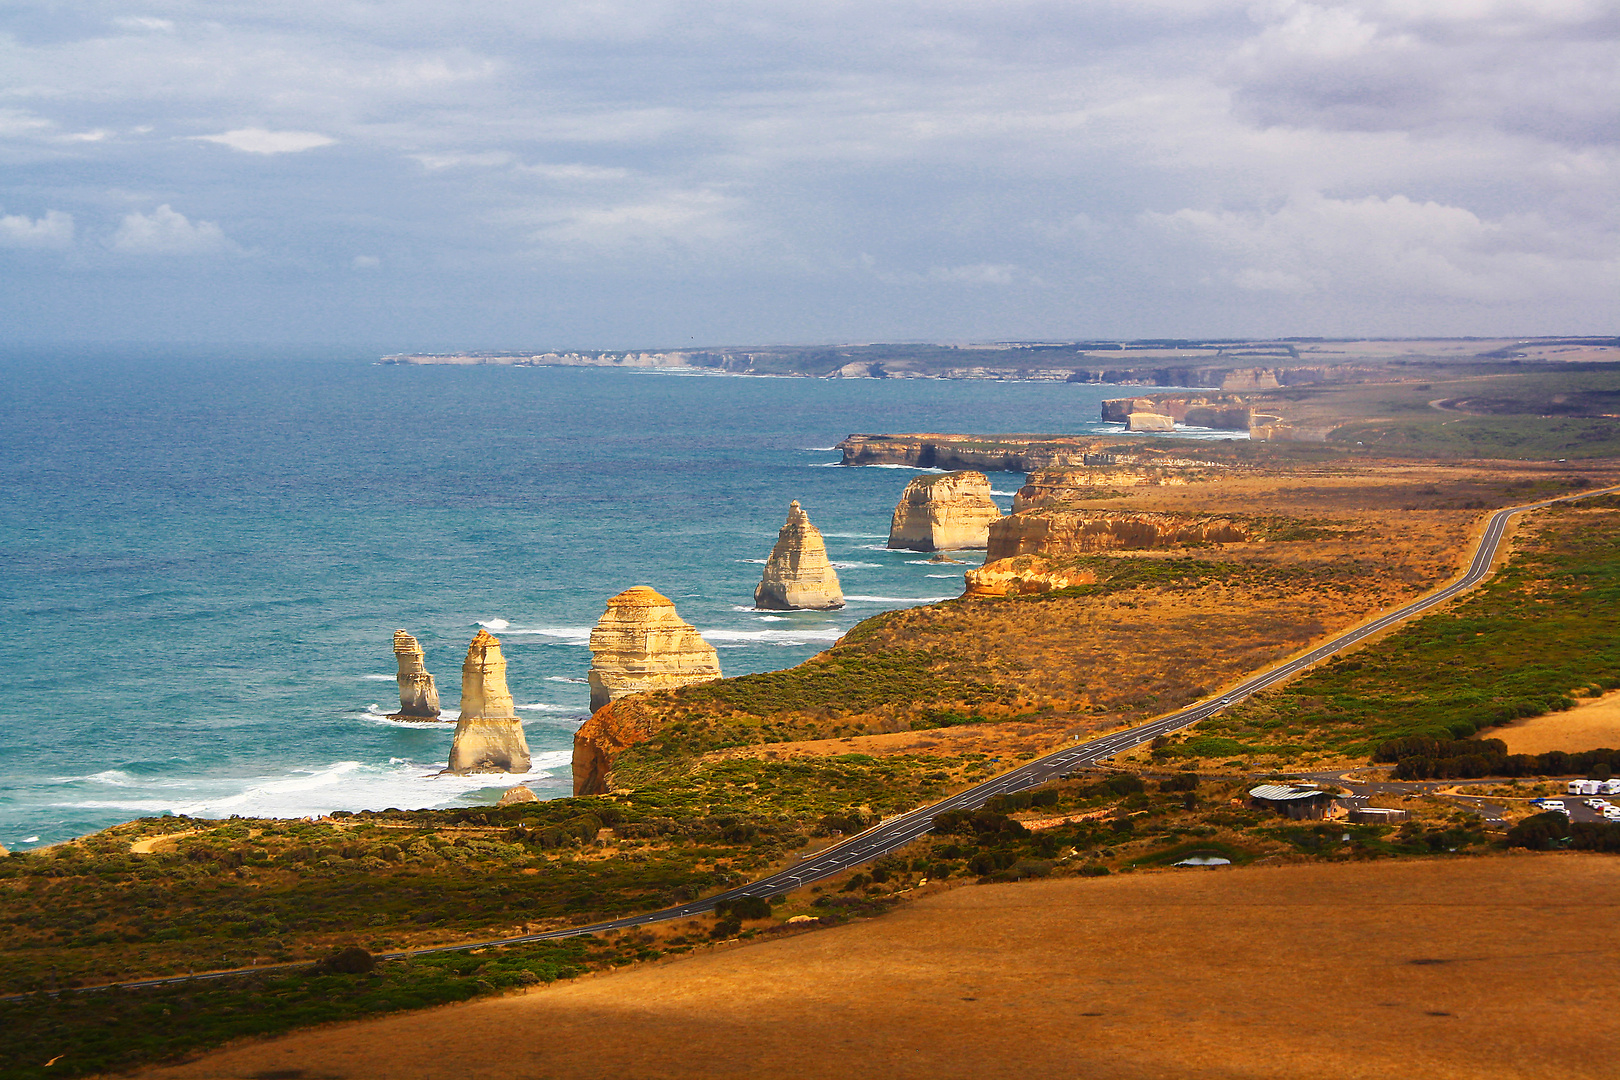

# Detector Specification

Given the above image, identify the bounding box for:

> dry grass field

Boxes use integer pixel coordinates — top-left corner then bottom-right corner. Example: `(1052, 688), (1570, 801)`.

(136, 855), (1620, 1080)
(1496, 690), (1620, 755)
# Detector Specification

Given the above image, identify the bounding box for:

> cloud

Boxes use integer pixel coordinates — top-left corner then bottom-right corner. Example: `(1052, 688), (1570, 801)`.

(193, 129), (336, 154)
(1142, 191), (1619, 302)
(0, 210), (74, 248)
(351, 254), (380, 268)
(110, 205), (232, 254)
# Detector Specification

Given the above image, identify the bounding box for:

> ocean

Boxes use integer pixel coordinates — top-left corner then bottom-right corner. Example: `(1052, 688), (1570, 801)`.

(0, 352), (1238, 847)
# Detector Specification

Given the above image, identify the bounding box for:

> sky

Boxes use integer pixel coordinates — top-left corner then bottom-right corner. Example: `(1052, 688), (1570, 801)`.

(1, 1), (1616, 348)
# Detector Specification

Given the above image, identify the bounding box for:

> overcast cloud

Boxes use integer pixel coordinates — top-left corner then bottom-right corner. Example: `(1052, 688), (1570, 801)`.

(1, 0), (1614, 346)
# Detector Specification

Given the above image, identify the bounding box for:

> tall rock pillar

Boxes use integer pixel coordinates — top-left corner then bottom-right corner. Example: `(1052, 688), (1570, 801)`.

(887, 471), (1003, 551)
(387, 629), (442, 721)
(446, 629), (531, 774)
(587, 586), (722, 712)
(755, 500), (845, 610)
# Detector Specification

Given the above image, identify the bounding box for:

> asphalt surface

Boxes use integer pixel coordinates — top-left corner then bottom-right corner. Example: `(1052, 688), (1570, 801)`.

(30, 483), (1620, 997)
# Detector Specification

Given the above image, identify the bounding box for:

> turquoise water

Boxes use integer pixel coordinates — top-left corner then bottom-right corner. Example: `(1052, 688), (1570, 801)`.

(0, 354), (1227, 847)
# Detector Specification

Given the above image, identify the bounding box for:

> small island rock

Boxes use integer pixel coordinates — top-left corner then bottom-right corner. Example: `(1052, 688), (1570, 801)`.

(445, 629), (532, 774)
(887, 471), (1002, 551)
(587, 587), (722, 711)
(386, 629), (442, 721)
(497, 784), (538, 805)
(755, 500), (845, 610)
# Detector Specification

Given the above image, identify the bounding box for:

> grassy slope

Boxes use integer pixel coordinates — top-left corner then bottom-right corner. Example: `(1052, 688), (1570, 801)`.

(1159, 500), (1620, 765)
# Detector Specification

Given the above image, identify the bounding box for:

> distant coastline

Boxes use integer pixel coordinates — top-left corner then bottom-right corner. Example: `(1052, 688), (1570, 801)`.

(379, 335), (1620, 386)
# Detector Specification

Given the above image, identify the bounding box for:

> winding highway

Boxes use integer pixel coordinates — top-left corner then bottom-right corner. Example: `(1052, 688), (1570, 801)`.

(34, 484), (1618, 995)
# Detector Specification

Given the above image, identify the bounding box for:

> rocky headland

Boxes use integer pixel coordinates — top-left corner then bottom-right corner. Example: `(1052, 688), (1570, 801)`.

(586, 587), (722, 712)
(386, 629), (441, 721)
(755, 501), (845, 610)
(572, 695), (662, 795)
(840, 433), (1122, 472)
(986, 508), (1252, 560)
(888, 471), (1003, 551)
(1012, 467), (1198, 511)
(1100, 395), (1256, 432)
(445, 629), (532, 775)
(962, 555), (1100, 597)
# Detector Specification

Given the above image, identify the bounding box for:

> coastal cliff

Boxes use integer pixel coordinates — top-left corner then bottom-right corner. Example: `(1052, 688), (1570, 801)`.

(587, 587), (722, 711)
(888, 471), (1003, 551)
(572, 696), (662, 796)
(1100, 396), (1254, 432)
(446, 629), (531, 774)
(1012, 467), (1194, 511)
(755, 500), (844, 610)
(963, 556), (1100, 597)
(386, 629), (441, 721)
(986, 508), (1252, 560)
(840, 433), (1121, 472)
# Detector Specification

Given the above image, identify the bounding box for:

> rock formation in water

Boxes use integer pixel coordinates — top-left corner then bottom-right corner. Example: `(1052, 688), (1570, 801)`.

(497, 784), (538, 805)
(573, 696), (662, 795)
(1101, 396), (1254, 431)
(1126, 411), (1176, 432)
(887, 471), (1003, 551)
(964, 556), (1100, 598)
(1012, 468), (1194, 511)
(839, 433), (1119, 472)
(987, 508), (1252, 561)
(755, 500), (845, 610)
(445, 629), (532, 774)
(587, 587), (722, 711)
(386, 629), (442, 721)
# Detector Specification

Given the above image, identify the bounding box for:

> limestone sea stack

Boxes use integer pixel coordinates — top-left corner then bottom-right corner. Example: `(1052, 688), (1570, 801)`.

(587, 587), (722, 711)
(386, 630), (442, 721)
(887, 471), (1002, 551)
(445, 629), (532, 774)
(755, 500), (845, 610)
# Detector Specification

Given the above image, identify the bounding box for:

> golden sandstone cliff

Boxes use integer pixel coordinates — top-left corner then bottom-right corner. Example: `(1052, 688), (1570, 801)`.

(586, 587), (722, 712)
(1012, 467), (1192, 511)
(445, 629), (532, 775)
(985, 508), (1251, 560)
(888, 471), (1003, 551)
(755, 500), (844, 610)
(572, 695), (662, 796)
(387, 629), (441, 721)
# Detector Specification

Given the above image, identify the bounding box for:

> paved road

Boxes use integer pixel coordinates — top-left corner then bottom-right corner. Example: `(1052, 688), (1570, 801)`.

(32, 483), (1618, 996)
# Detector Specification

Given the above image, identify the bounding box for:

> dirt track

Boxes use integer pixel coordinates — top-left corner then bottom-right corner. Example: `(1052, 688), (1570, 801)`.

(139, 855), (1620, 1080)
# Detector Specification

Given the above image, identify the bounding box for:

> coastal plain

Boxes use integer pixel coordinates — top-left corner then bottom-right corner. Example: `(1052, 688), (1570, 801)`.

(136, 856), (1620, 1080)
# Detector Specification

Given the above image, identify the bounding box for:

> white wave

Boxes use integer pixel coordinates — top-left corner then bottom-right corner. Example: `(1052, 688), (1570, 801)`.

(990, 489), (1018, 496)
(797, 446), (839, 451)
(361, 674), (396, 681)
(843, 594), (953, 603)
(477, 618), (511, 630)
(53, 753), (578, 819)
(699, 627), (845, 646)
(756, 615), (791, 622)
(830, 463), (947, 472)
(23, 836), (39, 843)
(828, 561), (881, 569)
(926, 573), (964, 578)
(546, 675), (588, 684)
(515, 702), (575, 711)
(498, 626), (592, 645)
(822, 533), (887, 539)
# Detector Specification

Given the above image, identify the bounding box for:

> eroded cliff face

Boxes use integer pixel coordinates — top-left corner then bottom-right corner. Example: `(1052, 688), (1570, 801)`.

(963, 556), (1100, 597)
(387, 629), (441, 721)
(1101, 396), (1254, 431)
(888, 471), (1003, 551)
(1012, 467), (1192, 511)
(446, 629), (532, 774)
(755, 500), (844, 610)
(986, 508), (1251, 560)
(587, 586), (722, 711)
(572, 696), (662, 796)
(839, 434), (1121, 472)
